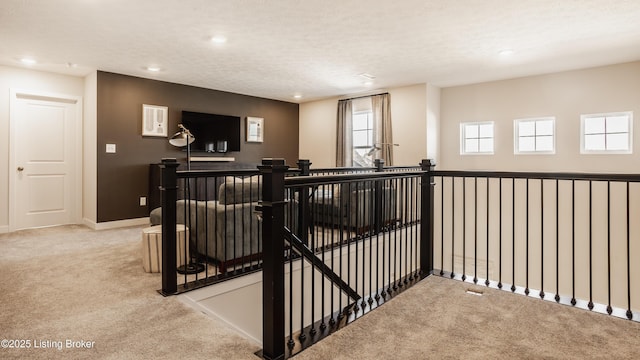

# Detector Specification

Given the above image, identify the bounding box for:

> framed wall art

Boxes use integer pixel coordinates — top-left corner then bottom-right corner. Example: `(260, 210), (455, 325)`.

(246, 116), (264, 143)
(142, 104), (168, 137)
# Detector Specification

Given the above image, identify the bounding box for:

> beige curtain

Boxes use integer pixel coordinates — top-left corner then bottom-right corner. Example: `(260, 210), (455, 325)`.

(371, 93), (393, 165)
(336, 99), (353, 167)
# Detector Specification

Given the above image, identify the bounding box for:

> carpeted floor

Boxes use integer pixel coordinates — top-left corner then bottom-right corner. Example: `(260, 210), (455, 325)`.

(295, 275), (640, 360)
(0, 225), (261, 360)
(1, 225), (639, 359)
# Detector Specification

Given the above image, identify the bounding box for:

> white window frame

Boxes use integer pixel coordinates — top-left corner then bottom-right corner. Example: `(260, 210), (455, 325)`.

(352, 109), (375, 166)
(580, 111), (633, 154)
(514, 117), (556, 155)
(460, 121), (494, 155)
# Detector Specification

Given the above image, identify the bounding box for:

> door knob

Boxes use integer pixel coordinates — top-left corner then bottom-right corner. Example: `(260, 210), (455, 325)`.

(17, 167), (24, 171)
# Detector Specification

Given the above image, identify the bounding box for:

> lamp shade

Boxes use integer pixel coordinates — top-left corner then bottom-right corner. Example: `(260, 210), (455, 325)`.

(169, 124), (195, 147)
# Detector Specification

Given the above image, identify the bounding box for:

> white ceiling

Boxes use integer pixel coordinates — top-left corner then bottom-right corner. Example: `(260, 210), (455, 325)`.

(2, 0), (640, 103)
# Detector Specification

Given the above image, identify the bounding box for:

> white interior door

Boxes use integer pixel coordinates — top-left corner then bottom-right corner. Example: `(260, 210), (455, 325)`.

(10, 90), (82, 231)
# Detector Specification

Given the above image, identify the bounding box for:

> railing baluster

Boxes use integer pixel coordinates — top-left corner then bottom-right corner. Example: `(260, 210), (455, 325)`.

(388, 177), (395, 296)
(288, 237), (294, 351)
(627, 182), (633, 320)
(353, 181), (359, 314)
(572, 180), (576, 306)
(313, 185), (328, 331)
(441, 176), (445, 276)
(452, 177), (455, 279)
(310, 187), (317, 337)
(588, 181), (594, 311)
(555, 179), (560, 302)
(511, 177), (516, 293)
(403, 177), (410, 285)
(498, 178), (503, 289)
(369, 180), (374, 307)
(462, 178), (466, 282)
(407, 177), (413, 283)
(330, 183), (337, 326)
(525, 178), (529, 296)
(474, 176), (478, 284)
(486, 177), (490, 286)
(540, 179), (545, 299)
(338, 183), (344, 322)
(607, 181), (612, 315)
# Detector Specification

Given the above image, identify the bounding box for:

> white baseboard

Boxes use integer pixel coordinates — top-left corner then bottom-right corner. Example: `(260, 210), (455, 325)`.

(0, 225), (8, 234)
(84, 217), (150, 230)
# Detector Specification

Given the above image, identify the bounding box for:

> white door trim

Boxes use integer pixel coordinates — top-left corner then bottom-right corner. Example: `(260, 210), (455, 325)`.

(9, 89), (83, 231)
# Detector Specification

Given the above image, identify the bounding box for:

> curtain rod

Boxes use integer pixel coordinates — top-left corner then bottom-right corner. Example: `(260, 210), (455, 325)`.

(339, 92), (389, 102)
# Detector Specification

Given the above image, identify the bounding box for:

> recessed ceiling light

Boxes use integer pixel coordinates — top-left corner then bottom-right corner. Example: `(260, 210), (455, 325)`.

(498, 49), (514, 56)
(359, 73), (376, 80)
(363, 81), (373, 86)
(211, 35), (227, 44)
(293, 94), (302, 99)
(21, 58), (36, 65)
(147, 66), (161, 72)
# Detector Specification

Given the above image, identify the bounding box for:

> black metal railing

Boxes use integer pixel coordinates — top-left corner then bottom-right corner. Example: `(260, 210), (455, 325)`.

(159, 159), (265, 294)
(159, 158), (639, 360)
(432, 170), (640, 322)
(259, 159), (433, 360)
(159, 158), (424, 297)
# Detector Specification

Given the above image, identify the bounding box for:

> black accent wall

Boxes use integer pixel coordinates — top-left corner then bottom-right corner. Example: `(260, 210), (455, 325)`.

(97, 71), (299, 222)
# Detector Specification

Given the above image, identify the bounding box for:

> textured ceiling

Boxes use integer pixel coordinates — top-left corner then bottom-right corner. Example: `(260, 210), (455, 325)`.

(1, 0), (640, 103)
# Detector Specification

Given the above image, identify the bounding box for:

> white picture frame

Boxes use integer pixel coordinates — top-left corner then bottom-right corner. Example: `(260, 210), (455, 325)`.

(142, 104), (168, 137)
(246, 116), (264, 143)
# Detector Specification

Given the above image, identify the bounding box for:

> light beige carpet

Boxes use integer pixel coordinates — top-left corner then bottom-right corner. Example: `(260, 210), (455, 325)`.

(296, 275), (640, 360)
(2, 225), (639, 359)
(0, 225), (261, 360)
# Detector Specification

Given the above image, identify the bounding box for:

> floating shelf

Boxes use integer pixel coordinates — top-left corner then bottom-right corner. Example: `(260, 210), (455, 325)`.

(191, 157), (235, 162)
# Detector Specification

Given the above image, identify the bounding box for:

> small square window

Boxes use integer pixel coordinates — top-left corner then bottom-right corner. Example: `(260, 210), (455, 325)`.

(581, 112), (632, 154)
(461, 122), (494, 155)
(514, 117), (555, 154)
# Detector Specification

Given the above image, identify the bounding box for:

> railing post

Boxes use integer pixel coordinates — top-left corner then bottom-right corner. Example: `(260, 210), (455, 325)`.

(296, 160), (311, 243)
(161, 158), (179, 295)
(374, 158), (384, 172)
(259, 158), (289, 360)
(420, 159), (436, 278)
(297, 159), (311, 176)
(374, 158), (385, 233)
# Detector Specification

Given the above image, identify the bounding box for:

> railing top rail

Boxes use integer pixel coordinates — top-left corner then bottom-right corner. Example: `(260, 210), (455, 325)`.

(285, 170), (425, 187)
(386, 165), (422, 170)
(434, 170), (640, 182)
(173, 164), (423, 179)
(309, 166), (377, 173)
(176, 168), (261, 178)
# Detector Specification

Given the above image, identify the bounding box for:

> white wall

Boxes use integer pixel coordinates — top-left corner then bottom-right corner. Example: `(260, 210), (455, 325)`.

(0, 66), (85, 232)
(426, 83), (441, 164)
(299, 96), (337, 168)
(439, 61), (640, 172)
(299, 84), (437, 168)
(390, 84), (429, 166)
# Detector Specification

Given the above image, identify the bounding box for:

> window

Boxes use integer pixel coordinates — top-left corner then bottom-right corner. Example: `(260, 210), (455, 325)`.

(352, 110), (374, 166)
(514, 117), (555, 154)
(581, 112), (632, 154)
(460, 122), (494, 154)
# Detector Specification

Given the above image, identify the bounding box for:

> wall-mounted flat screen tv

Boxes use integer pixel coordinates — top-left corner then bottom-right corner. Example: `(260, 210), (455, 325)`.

(181, 111), (241, 152)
